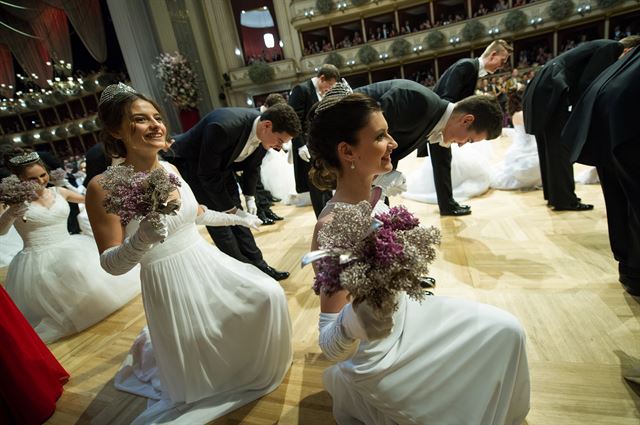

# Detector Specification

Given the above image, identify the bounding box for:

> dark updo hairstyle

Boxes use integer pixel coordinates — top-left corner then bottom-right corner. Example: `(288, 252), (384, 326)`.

(307, 92), (381, 190)
(2, 147), (48, 178)
(97, 88), (170, 158)
(507, 88), (524, 116)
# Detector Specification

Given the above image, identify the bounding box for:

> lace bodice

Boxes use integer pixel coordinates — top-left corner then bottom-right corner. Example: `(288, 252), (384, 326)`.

(13, 188), (71, 249)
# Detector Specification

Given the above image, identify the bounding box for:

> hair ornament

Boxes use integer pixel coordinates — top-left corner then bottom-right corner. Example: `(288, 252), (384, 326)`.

(99, 83), (138, 107)
(9, 151), (40, 166)
(315, 79), (353, 115)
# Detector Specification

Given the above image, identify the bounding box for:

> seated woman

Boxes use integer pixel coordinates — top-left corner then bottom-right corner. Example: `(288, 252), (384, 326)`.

(85, 84), (292, 424)
(0, 149), (140, 343)
(308, 85), (530, 425)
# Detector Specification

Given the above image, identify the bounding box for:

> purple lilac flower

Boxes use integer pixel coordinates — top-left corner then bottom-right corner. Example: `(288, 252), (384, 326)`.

(375, 205), (419, 231)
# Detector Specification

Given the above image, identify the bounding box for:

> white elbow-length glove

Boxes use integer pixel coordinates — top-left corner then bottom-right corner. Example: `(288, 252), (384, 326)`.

(372, 170), (407, 197)
(318, 301), (394, 362)
(196, 205), (261, 230)
(244, 195), (257, 215)
(298, 145), (311, 162)
(100, 215), (168, 275)
(0, 203), (29, 234)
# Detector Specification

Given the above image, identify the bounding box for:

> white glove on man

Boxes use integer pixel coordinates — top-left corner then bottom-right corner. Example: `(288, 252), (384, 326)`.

(298, 145), (311, 162)
(372, 170), (407, 197)
(0, 203), (29, 234)
(100, 215), (167, 275)
(196, 205), (261, 230)
(244, 195), (257, 215)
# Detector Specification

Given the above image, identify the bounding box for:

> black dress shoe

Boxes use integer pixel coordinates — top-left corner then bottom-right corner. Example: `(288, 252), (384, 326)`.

(419, 276), (436, 289)
(454, 202), (471, 211)
(257, 210), (276, 225)
(553, 202), (594, 211)
(440, 207), (472, 216)
(269, 196), (282, 203)
(263, 266), (290, 281)
(265, 209), (284, 221)
(620, 263), (640, 296)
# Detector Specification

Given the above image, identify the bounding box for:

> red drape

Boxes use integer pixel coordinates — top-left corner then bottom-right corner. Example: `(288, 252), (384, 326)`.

(0, 44), (15, 98)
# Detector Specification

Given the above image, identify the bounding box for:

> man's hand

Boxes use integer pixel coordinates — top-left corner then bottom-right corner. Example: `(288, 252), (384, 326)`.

(244, 195), (257, 215)
(372, 170), (407, 197)
(298, 145), (311, 162)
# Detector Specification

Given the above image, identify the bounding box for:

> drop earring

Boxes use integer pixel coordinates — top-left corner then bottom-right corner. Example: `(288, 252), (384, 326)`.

(350, 161), (355, 170)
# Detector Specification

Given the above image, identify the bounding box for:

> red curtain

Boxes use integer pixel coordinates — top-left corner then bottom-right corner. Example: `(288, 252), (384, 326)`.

(0, 44), (15, 98)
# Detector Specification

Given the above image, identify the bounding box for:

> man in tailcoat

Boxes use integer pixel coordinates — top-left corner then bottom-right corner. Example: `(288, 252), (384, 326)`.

(416, 39), (512, 215)
(289, 64), (340, 217)
(169, 104), (301, 281)
(355, 79), (503, 183)
(522, 39), (623, 211)
(561, 41), (640, 296)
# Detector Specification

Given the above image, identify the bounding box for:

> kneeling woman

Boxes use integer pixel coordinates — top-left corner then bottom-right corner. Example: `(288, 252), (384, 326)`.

(308, 85), (530, 425)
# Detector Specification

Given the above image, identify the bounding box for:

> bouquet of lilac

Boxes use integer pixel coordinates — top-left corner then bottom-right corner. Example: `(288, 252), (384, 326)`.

(49, 168), (68, 186)
(0, 175), (39, 222)
(101, 165), (181, 229)
(303, 201), (441, 316)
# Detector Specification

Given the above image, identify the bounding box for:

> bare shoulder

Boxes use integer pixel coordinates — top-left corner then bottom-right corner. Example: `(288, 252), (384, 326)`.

(161, 161), (182, 177)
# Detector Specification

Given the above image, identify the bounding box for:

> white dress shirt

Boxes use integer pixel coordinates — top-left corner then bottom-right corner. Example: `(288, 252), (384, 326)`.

(235, 117), (261, 162)
(427, 102), (456, 148)
(311, 77), (323, 101)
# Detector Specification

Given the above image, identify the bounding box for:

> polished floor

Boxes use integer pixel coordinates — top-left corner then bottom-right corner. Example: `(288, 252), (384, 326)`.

(2, 133), (639, 424)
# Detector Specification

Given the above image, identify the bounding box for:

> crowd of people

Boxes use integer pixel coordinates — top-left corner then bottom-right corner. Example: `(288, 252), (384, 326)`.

(1, 34), (639, 425)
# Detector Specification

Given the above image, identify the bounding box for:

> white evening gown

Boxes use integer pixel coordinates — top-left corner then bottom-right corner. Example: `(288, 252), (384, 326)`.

(403, 142), (493, 204)
(491, 125), (542, 190)
(4, 187), (140, 343)
(261, 147), (312, 207)
(114, 162), (293, 424)
(0, 226), (22, 267)
(321, 202), (530, 425)
(575, 167), (599, 185)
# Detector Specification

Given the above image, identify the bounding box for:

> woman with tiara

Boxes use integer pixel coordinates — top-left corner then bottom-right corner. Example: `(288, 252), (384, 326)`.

(0, 149), (140, 343)
(307, 83), (530, 424)
(85, 83), (292, 424)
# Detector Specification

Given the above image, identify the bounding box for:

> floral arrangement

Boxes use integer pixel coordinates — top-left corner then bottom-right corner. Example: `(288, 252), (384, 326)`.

(357, 45), (378, 66)
(504, 10), (528, 33)
(0, 175), (39, 221)
(248, 61), (275, 85)
(462, 20), (486, 42)
(390, 38), (411, 58)
(316, 0), (335, 15)
(153, 52), (199, 110)
(596, 0), (622, 8)
(324, 52), (345, 69)
(426, 30), (446, 49)
(101, 165), (181, 229)
(548, 0), (575, 21)
(304, 201), (441, 316)
(49, 168), (67, 186)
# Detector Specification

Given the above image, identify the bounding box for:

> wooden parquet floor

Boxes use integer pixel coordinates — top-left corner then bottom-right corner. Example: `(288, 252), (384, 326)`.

(2, 134), (639, 424)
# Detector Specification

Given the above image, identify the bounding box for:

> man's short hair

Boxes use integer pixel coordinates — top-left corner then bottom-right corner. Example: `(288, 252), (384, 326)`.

(481, 39), (514, 58)
(620, 35), (640, 50)
(260, 103), (302, 137)
(454, 95), (503, 140)
(317, 64), (340, 81)
(264, 93), (287, 108)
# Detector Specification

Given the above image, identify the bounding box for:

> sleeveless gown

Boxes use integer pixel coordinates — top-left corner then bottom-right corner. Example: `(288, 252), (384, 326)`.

(320, 201), (530, 424)
(4, 187), (140, 343)
(490, 125), (542, 190)
(114, 162), (293, 424)
(403, 142), (493, 204)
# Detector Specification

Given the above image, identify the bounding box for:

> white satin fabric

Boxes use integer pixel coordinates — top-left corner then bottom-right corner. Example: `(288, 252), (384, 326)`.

(491, 125), (542, 190)
(115, 162), (293, 424)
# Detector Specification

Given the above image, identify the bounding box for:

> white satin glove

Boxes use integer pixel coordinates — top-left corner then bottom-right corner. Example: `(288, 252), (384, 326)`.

(298, 145), (311, 162)
(372, 170), (407, 197)
(99, 215), (167, 275)
(318, 311), (360, 362)
(244, 195), (257, 215)
(235, 209), (262, 230)
(0, 203), (29, 234)
(196, 205), (260, 230)
(343, 301), (394, 341)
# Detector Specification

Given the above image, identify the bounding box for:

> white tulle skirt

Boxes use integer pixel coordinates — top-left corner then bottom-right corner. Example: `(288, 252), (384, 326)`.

(403, 142), (493, 204)
(5, 234), (140, 343)
(490, 126), (542, 191)
(0, 226), (23, 267)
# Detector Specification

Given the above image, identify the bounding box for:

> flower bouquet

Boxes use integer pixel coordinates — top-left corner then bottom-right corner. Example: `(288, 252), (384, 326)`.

(100, 165), (181, 229)
(153, 52), (199, 110)
(0, 175), (39, 222)
(49, 168), (68, 186)
(302, 201), (441, 316)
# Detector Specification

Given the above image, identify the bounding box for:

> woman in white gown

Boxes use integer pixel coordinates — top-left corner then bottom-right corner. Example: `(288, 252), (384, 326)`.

(307, 86), (530, 424)
(0, 150), (140, 343)
(403, 141), (493, 204)
(86, 84), (292, 424)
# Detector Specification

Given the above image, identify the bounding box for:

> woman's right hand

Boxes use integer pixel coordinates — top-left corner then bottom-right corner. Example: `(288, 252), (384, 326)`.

(4, 202), (29, 218)
(136, 214), (168, 244)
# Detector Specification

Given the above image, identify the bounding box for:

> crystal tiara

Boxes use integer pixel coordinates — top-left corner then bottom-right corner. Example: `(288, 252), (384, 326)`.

(9, 151), (40, 165)
(98, 82), (138, 107)
(315, 79), (354, 115)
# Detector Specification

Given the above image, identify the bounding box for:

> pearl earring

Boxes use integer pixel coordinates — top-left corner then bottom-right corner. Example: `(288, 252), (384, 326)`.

(350, 161), (355, 170)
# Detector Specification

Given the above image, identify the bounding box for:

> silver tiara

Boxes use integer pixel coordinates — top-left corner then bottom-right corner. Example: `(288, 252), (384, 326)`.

(9, 151), (40, 165)
(99, 83), (138, 107)
(315, 79), (353, 115)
